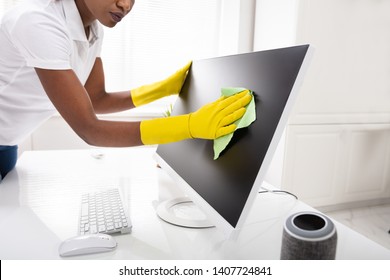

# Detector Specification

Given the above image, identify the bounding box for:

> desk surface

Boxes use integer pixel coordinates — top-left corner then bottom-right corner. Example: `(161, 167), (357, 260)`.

(0, 147), (389, 260)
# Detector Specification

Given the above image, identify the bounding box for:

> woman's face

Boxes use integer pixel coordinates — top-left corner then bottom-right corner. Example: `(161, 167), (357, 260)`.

(76, 0), (135, 27)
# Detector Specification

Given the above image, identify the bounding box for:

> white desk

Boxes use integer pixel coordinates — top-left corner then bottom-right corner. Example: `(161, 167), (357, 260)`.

(0, 147), (389, 260)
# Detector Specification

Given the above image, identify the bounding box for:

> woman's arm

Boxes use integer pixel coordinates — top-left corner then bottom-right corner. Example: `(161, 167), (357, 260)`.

(84, 58), (192, 112)
(35, 59), (251, 147)
(35, 66), (143, 147)
(84, 57), (136, 114)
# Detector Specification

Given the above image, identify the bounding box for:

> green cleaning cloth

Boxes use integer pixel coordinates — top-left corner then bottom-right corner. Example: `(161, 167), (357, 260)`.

(213, 87), (256, 159)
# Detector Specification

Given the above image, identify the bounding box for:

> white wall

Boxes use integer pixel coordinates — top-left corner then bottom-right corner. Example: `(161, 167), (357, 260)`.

(292, 0), (390, 125)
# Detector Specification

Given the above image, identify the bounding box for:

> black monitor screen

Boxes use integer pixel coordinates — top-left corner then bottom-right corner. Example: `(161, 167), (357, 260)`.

(156, 45), (310, 228)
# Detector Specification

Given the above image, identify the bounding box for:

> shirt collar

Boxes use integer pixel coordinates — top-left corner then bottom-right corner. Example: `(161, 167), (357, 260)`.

(62, 0), (99, 44)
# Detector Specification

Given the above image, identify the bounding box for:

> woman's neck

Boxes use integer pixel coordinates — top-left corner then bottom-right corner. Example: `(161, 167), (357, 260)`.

(74, 0), (95, 30)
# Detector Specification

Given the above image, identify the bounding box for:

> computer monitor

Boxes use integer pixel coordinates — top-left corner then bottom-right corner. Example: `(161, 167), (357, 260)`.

(154, 45), (313, 236)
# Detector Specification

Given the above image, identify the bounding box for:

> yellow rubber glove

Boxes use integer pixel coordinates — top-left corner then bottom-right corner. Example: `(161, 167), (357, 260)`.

(131, 61), (192, 107)
(140, 90), (252, 145)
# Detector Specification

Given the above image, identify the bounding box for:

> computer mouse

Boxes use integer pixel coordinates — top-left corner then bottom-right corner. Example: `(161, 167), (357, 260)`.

(58, 233), (117, 257)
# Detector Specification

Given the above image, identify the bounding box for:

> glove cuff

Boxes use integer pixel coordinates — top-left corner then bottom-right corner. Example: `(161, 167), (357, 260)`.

(131, 84), (170, 107)
(140, 115), (192, 145)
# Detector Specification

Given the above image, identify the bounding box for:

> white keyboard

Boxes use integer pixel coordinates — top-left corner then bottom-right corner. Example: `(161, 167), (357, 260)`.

(79, 188), (132, 235)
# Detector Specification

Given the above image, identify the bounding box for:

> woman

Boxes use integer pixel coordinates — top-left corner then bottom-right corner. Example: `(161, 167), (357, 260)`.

(0, 0), (251, 181)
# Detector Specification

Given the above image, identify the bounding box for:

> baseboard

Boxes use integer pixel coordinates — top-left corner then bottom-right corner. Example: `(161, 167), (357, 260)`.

(317, 197), (390, 213)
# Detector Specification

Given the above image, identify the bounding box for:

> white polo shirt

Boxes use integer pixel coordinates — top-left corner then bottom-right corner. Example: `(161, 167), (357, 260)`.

(0, 0), (103, 145)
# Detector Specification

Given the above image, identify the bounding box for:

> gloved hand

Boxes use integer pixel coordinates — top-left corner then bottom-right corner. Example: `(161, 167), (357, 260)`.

(140, 90), (252, 145)
(131, 61), (192, 107)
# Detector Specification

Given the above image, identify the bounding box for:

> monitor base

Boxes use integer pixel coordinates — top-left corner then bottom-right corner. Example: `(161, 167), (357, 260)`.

(156, 197), (215, 228)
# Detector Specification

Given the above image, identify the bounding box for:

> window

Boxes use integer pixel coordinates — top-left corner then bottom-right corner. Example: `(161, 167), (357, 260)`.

(0, 0), (21, 13)
(101, 0), (223, 114)
(102, 0), (222, 89)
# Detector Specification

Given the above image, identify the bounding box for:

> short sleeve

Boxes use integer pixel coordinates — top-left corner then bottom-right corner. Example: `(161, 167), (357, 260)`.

(10, 10), (72, 70)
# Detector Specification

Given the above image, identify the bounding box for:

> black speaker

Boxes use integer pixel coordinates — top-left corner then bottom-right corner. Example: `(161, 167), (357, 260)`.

(281, 211), (337, 260)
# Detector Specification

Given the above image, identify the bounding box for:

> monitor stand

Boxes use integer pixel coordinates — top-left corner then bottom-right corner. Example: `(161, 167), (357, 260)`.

(156, 197), (215, 228)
